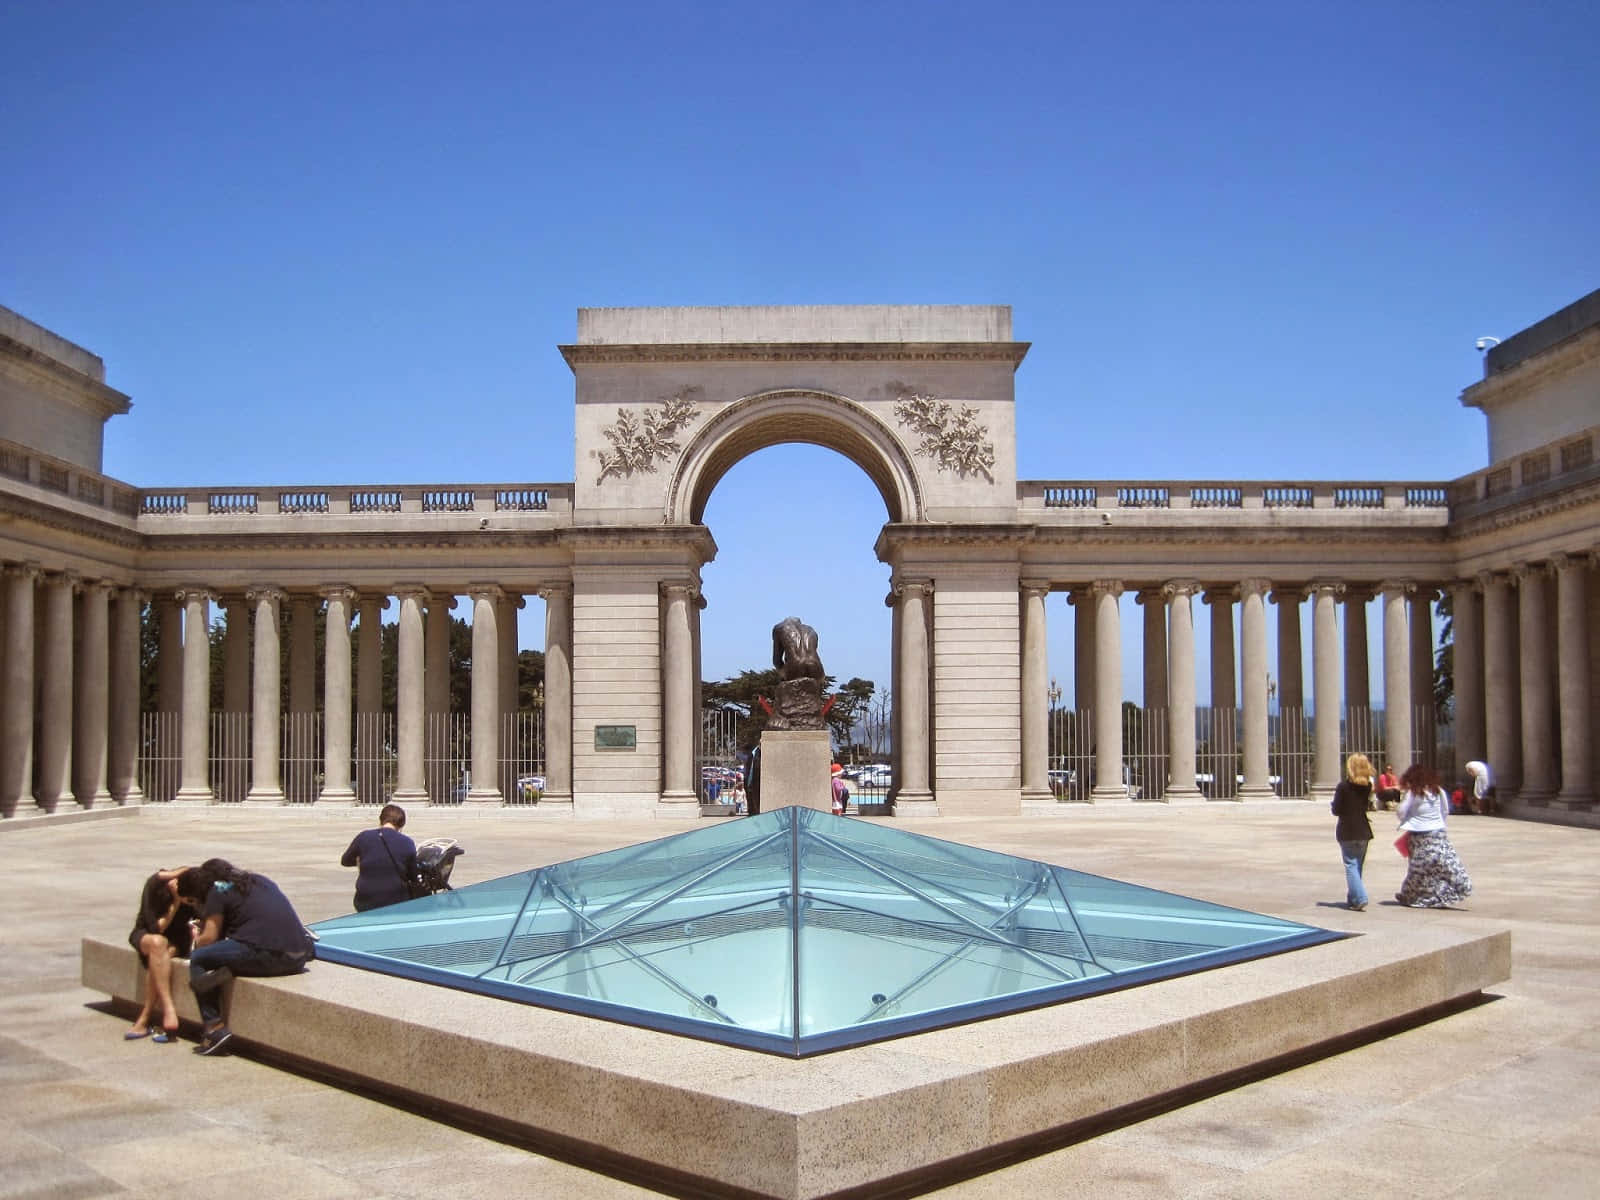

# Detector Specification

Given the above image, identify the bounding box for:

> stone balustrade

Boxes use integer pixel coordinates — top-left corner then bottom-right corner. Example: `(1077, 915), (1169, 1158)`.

(133, 480), (574, 520)
(1020, 479), (1452, 512)
(1448, 425), (1599, 518)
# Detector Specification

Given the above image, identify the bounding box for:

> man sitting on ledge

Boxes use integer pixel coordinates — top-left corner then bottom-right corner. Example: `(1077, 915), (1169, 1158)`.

(177, 859), (315, 1056)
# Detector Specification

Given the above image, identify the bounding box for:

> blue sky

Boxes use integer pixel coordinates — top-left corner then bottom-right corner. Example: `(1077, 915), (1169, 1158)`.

(4, 1), (1596, 701)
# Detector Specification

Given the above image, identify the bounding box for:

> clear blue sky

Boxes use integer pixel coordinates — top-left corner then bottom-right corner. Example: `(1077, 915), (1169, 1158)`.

(4, 2), (1596, 701)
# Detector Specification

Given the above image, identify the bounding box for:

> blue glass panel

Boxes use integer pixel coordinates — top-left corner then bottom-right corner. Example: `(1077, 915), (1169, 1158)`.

(310, 807), (1344, 1056)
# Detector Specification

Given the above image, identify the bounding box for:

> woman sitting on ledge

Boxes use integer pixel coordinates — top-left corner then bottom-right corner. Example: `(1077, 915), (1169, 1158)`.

(124, 867), (197, 1042)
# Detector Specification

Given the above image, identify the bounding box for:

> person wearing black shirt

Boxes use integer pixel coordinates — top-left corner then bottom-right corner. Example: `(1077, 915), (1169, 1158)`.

(1330, 754), (1376, 911)
(124, 867), (197, 1041)
(340, 803), (417, 911)
(177, 858), (313, 1056)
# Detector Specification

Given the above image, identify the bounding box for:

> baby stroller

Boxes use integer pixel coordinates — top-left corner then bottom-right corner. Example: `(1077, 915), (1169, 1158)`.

(413, 837), (465, 894)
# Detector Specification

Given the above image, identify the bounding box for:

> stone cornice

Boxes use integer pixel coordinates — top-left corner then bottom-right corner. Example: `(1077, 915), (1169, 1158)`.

(0, 490), (141, 550)
(0, 331), (132, 419)
(1460, 324), (1600, 413)
(1447, 474), (1600, 539)
(560, 341), (1031, 371)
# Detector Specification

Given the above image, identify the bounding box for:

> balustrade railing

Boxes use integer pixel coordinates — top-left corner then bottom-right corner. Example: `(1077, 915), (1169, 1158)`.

(1024, 478), (1454, 513)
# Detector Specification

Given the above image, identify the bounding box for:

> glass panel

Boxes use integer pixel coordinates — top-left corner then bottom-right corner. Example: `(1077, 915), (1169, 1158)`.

(311, 807), (1343, 1057)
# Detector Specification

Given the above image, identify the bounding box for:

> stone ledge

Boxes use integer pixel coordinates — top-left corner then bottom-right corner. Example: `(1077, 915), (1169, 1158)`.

(82, 922), (1510, 1200)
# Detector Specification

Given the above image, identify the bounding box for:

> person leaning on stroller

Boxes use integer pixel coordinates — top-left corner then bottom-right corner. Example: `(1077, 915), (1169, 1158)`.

(341, 803), (417, 911)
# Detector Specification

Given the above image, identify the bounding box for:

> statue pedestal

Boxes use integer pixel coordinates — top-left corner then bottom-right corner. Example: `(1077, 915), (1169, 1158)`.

(759, 730), (832, 813)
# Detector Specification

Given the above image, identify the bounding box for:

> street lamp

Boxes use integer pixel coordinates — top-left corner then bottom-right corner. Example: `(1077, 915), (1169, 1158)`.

(1047, 678), (1062, 710)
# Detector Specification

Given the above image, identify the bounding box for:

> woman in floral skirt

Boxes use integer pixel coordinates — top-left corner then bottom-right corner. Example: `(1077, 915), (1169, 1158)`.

(1395, 763), (1472, 908)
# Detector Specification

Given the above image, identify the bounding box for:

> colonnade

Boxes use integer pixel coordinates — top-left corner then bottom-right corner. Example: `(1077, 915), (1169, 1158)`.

(0, 565), (576, 813)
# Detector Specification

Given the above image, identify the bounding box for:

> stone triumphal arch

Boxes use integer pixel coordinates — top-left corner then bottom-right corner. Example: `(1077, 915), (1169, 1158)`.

(2, 296), (1598, 824)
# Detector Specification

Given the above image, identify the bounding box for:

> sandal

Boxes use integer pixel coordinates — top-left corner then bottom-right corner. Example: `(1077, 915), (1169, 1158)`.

(152, 1030), (178, 1044)
(124, 1028), (153, 1040)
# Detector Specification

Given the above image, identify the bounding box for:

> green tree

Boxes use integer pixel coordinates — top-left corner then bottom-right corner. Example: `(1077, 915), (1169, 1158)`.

(1433, 591), (1454, 723)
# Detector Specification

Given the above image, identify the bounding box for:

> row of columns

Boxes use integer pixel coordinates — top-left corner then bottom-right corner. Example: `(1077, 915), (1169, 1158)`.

(1, 565), (144, 815)
(1449, 554), (1595, 807)
(1020, 578), (1445, 802)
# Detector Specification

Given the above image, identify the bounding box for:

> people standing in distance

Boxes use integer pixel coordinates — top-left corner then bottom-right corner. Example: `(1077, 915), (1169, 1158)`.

(340, 803), (418, 912)
(1331, 754), (1375, 911)
(830, 762), (850, 815)
(1395, 764), (1473, 908)
(1464, 760), (1495, 815)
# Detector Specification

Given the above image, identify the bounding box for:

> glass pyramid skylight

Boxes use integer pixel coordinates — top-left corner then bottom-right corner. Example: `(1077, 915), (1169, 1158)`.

(309, 808), (1342, 1056)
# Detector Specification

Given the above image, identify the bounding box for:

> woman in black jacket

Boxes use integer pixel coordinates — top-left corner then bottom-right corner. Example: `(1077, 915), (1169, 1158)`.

(1331, 753), (1375, 911)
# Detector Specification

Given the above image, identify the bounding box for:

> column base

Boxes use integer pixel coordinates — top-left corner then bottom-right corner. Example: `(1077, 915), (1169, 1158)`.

(115, 785), (145, 807)
(33, 797), (60, 815)
(173, 787), (213, 805)
(244, 786), (285, 806)
(656, 790), (700, 818)
(1089, 786), (1132, 804)
(465, 788), (504, 806)
(1019, 788), (1055, 808)
(78, 789), (114, 809)
(317, 787), (357, 805)
(1550, 791), (1594, 811)
(1159, 786), (1206, 805)
(891, 791), (939, 817)
(391, 788), (428, 805)
(1236, 785), (1278, 801)
(1307, 783), (1338, 805)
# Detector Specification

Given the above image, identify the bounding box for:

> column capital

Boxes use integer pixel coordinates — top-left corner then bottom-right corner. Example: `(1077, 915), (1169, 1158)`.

(1202, 585), (1237, 605)
(356, 592), (391, 611)
(1268, 584), (1306, 605)
(1375, 579), (1416, 596)
(1240, 577), (1271, 598)
(1548, 552), (1595, 573)
(659, 581), (699, 603)
(118, 584), (148, 605)
(1446, 577), (1479, 595)
(79, 577), (117, 597)
(1090, 579), (1123, 599)
(246, 585), (286, 606)
(466, 583), (506, 604)
(1475, 568), (1508, 590)
(3, 560), (43, 583)
(393, 584), (433, 603)
(1341, 584), (1374, 603)
(1134, 586), (1165, 605)
(174, 586), (215, 605)
(1162, 578), (1202, 600)
(1020, 579), (1051, 598)
(893, 577), (933, 600)
(319, 584), (359, 605)
(1510, 561), (1549, 584)
(1306, 580), (1347, 599)
(535, 582), (572, 602)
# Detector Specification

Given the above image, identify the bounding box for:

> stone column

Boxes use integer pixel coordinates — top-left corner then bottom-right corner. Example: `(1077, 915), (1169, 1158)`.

(1309, 582), (1344, 802)
(1090, 580), (1128, 803)
(320, 586), (356, 804)
(1380, 581), (1414, 773)
(356, 595), (386, 716)
(2, 564), (39, 816)
(393, 588), (429, 803)
(1516, 564), (1556, 801)
(222, 596), (250, 712)
(1410, 589), (1436, 735)
(1020, 581), (1052, 805)
(425, 594), (452, 717)
(1162, 581), (1203, 802)
(497, 593), (519, 719)
(75, 579), (113, 807)
(1343, 589), (1371, 714)
(895, 578), (935, 813)
(1070, 587), (1095, 712)
(1553, 554), (1594, 807)
(1138, 588), (1168, 712)
(659, 582), (697, 813)
(1273, 588), (1304, 711)
(1238, 578), (1274, 799)
(246, 587), (284, 804)
(289, 596), (316, 714)
(540, 583), (574, 807)
(1450, 580), (1486, 771)
(1205, 587), (1236, 711)
(156, 595), (183, 713)
(1482, 571), (1521, 791)
(174, 588), (214, 804)
(109, 587), (144, 805)
(465, 586), (504, 805)
(34, 573), (77, 812)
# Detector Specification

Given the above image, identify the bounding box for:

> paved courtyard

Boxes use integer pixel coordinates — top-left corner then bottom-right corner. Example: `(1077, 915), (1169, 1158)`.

(2, 801), (1596, 1199)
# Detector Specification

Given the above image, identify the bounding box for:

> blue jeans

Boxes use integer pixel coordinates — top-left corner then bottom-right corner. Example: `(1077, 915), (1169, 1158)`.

(189, 938), (309, 1025)
(1339, 839), (1370, 907)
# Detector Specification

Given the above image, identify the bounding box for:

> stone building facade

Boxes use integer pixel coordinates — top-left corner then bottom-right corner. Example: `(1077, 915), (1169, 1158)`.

(1, 296), (1596, 823)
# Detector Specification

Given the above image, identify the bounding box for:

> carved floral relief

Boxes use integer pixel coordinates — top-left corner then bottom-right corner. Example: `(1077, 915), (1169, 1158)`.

(893, 392), (996, 482)
(594, 387), (703, 484)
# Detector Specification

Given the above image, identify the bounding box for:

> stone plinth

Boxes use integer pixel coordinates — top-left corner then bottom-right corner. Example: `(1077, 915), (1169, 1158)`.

(759, 729), (831, 812)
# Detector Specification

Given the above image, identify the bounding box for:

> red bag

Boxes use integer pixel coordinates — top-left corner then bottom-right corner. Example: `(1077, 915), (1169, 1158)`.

(1394, 832), (1411, 857)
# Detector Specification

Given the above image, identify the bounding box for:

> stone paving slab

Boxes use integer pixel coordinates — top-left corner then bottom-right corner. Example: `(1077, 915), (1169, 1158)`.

(3, 803), (1597, 1196)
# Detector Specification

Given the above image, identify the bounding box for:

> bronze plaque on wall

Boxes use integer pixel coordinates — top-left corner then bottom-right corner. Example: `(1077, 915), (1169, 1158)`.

(594, 725), (637, 751)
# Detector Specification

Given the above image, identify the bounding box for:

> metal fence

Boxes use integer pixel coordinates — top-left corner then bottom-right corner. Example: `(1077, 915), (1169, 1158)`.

(139, 712), (180, 803)
(501, 710), (546, 805)
(698, 707), (745, 809)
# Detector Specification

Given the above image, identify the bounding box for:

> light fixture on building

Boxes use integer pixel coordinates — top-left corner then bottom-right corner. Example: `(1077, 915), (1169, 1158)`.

(1474, 336), (1501, 351)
